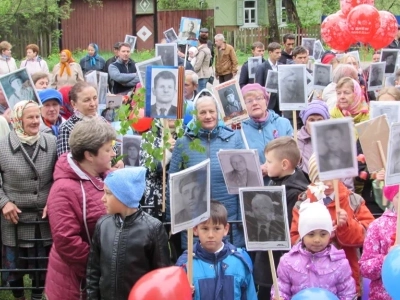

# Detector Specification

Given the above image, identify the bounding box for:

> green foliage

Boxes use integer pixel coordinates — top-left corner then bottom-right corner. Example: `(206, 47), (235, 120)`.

(158, 0), (208, 10)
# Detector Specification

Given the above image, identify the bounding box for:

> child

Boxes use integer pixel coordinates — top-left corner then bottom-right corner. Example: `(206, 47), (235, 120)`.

(176, 201), (257, 300)
(86, 167), (171, 299)
(272, 202), (356, 300)
(291, 154), (375, 296)
(359, 185), (399, 300)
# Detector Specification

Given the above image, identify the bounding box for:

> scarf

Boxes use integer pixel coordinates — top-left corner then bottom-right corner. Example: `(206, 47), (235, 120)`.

(58, 85), (74, 119)
(87, 43), (99, 66)
(11, 100), (40, 145)
(43, 115), (63, 136)
(74, 109), (98, 121)
(1, 54), (10, 61)
(59, 49), (75, 77)
(336, 78), (369, 117)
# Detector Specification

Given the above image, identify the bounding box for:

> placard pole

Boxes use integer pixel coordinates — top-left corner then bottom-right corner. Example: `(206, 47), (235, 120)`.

(292, 111), (298, 143)
(187, 228), (194, 285)
(268, 250), (280, 299)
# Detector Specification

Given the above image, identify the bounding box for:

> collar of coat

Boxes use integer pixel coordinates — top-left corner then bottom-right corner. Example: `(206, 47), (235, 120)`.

(9, 130), (48, 154)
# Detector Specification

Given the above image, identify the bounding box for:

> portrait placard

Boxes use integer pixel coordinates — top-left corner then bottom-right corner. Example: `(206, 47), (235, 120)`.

(212, 79), (249, 125)
(265, 70), (278, 93)
(380, 49), (399, 75)
(248, 57), (262, 79)
(170, 159), (210, 234)
(97, 72), (109, 105)
(121, 135), (142, 167)
(313, 63), (332, 89)
(178, 17), (201, 47)
(311, 118), (358, 180)
(301, 38), (316, 57)
(84, 70), (97, 86)
(101, 95), (123, 122)
(136, 56), (163, 87)
(278, 64), (308, 111)
(313, 40), (324, 61)
(0, 68), (41, 108)
(356, 115), (389, 173)
(370, 101), (400, 125)
(385, 122), (400, 185)
(239, 186), (291, 251)
(217, 149), (263, 194)
(124, 35), (137, 53)
(155, 43), (178, 67)
(164, 28), (179, 43)
(367, 62), (386, 91)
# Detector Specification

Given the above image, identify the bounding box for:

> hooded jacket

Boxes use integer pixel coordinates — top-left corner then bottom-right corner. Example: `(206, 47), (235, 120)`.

(20, 56), (49, 74)
(278, 50), (293, 65)
(359, 209), (397, 300)
(272, 243), (356, 300)
(45, 153), (107, 300)
(0, 56), (17, 75)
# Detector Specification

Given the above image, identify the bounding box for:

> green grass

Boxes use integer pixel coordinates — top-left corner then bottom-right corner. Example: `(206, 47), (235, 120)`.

(0, 275), (36, 300)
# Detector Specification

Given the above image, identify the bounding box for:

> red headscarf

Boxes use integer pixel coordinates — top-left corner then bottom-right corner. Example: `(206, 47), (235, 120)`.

(58, 85), (74, 119)
(59, 49), (75, 77)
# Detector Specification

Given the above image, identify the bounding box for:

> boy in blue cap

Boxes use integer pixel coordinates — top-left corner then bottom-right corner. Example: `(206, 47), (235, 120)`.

(86, 167), (171, 299)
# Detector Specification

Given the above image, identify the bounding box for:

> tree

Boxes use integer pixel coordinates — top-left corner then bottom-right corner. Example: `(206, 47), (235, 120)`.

(285, 0), (302, 27)
(267, 0), (280, 42)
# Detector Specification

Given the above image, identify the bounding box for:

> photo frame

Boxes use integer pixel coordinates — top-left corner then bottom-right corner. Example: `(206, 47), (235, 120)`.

(311, 118), (358, 180)
(248, 57), (262, 79)
(277, 64), (308, 111)
(301, 38), (316, 57)
(217, 149), (263, 194)
(164, 28), (179, 43)
(170, 159), (211, 234)
(385, 122), (400, 185)
(313, 40), (324, 61)
(239, 186), (291, 251)
(348, 50), (360, 66)
(84, 70), (97, 86)
(178, 17), (201, 41)
(212, 79), (249, 125)
(121, 135), (142, 167)
(0, 68), (41, 108)
(136, 56), (164, 87)
(265, 70), (278, 93)
(370, 101), (400, 125)
(97, 72), (109, 105)
(381, 49), (399, 75)
(101, 95), (123, 122)
(124, 35), (137, 53)
(313, 63), (332, 89)
(367, 62), (386, 91)
(155, 43), (178, 67)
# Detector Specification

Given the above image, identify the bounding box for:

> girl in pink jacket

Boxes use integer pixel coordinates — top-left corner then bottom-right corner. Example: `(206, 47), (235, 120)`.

(359, 185), (399, 300)
(272, 202), (356, 300)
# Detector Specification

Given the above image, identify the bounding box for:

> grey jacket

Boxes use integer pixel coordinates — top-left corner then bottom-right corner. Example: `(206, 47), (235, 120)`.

(0, 131), (57, 247)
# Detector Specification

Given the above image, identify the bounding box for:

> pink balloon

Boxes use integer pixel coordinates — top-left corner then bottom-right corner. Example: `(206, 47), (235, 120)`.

(340, 0), (375, 17)
(369, 11), (399, 49)
(321, 13), (353, 51)
(347, 4), (380, 44)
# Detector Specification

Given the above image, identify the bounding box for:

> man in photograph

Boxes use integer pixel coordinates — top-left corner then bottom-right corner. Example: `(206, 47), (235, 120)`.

(280, 70), (302, 103)
(101, 100), (118, 122)
(165, 30), (177, 43)
(246, 193), (285, 242)
(151, 70), (177, 117)
(370, 66), (383, 86)
(383, 52), (397, 74)
(318, 125), (353, 172)
(314, 66), (330, 87)
(249, 58), (261, 78)
(158, 45), (175, 66)
(266, 71), (278, 91)
(225, 154), (259, 188)
(175, 170), (207, 224)
(222, 88), (241, 116)
(180, 21), (197, 40)
(302, 39), (314, 57)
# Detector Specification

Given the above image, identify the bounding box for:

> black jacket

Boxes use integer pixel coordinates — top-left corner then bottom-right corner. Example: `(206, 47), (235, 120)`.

(255, 60), (280, 113)
(86, 209), (171, 300)
(239, 58), (266, 88)
(387, 39), (400, 49)
(278, 50), (293, 64)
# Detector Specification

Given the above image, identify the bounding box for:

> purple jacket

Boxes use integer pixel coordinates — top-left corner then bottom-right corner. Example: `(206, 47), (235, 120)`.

(272, 243), (356, 300)
(359, 209), (397, 300)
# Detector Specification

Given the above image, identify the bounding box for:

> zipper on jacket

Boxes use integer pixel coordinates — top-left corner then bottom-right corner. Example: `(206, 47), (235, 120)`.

(207, 132), (211, 158)
(213, 254), (219, 298)
(114, 221), (124, 295)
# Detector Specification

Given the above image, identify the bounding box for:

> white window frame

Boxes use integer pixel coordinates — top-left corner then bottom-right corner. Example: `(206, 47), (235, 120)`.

(243, 0), (257, 26)
(277, 0), (287, 27)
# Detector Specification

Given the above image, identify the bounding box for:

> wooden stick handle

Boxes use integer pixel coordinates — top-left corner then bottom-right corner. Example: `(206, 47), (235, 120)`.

(292, 111), (298, 144)
(268, 250), (280, 299)
(333, 179), (341, 213)
(161, 119), (169, 213)
(377, 140), (387, 168)
(187, 228), (194, 285)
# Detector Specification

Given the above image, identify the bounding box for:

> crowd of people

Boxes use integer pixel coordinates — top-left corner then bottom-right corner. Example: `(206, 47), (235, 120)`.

(0, 22), (399, 300)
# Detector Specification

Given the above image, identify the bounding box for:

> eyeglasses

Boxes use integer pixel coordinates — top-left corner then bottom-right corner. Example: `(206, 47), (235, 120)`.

(245, 97), (264, 105)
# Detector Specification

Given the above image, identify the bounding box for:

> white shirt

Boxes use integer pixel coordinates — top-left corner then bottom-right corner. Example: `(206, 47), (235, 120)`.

(268, 59), (278, 71)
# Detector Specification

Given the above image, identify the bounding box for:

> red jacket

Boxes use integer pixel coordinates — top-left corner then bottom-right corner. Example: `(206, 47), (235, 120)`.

(290, 181), (374, 296)
(45, 153), (106, 300)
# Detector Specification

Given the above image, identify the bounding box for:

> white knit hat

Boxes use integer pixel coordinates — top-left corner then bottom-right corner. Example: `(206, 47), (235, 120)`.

(298, 202), (333, 239)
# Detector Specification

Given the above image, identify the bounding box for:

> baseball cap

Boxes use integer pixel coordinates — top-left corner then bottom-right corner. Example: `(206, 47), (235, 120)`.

(200, 28), (209, 33)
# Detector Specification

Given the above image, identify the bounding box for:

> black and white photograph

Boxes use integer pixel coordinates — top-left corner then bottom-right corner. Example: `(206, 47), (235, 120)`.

(97, 72), (109, 105)
(239, 186), (291, 251)
(311, 118), (358, 180)
(348, 50), (360, 66)
(170, 159), (210, 234)
(136, 56), (163, 87)
(84, 70), (97, 86)
(248, 56), (262, 79)
(0, 68), (40, 109)
(313, 63), (332, 89)
(301, 38), (316, 57)
(367, 62), (386, 91)
(278, 64), (308, 111)
(101, 95), (122, 122)
(212, 79), (248, 125)
(385, 122), (400, 185)
(122, 135), (141, 167)
(164, 28), (179, 43)
(313, 40), (324, 61)
(370, 101), (400, 125)
(145, 66), (179, 118)
(124, 35), (137, 53)
(217, 149), (263, 194)
(381, 49), (399, 75)
(178, 17), (201, 41)
(155, 43), (178, 67)
(265, 70), (278, 93)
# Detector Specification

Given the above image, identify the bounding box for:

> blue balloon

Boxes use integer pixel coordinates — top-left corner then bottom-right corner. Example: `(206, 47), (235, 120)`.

(292, 288), (339, 300)
(382, 245), (400, 300)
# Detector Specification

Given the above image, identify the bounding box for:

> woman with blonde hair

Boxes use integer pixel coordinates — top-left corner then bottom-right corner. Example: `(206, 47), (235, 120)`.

(377, 87), (400, 101)
(51, 49), (84, 89)
(0, 41), (17, 75)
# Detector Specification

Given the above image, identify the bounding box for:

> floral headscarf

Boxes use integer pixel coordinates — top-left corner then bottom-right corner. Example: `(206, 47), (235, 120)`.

(11, 100), (40, 145)
(59, 49), (75, 77)
(337, 78), (369, 116)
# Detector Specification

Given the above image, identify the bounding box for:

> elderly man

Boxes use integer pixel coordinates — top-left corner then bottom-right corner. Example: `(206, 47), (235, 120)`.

(225, 154), (259, 188)
(214, 34), (238, 83)
(183, 70), (197, 122)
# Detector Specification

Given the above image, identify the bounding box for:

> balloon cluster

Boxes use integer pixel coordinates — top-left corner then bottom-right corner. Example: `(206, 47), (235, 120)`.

(321, 0), (398, 50)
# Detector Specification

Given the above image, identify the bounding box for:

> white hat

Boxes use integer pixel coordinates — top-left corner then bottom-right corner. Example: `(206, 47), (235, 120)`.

(298, 202), (333, 239)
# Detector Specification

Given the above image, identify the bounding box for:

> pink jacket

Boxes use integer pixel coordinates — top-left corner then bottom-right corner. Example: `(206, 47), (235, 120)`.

(272, 243), (356, 300)
(359, 209), (397, 300)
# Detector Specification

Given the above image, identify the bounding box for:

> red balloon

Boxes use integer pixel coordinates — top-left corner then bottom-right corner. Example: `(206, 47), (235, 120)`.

(321, 13), (353, 51)
(347, 4), (380, 44)
(369, 11), (399, 49)
(340, 0), (375, 17)
(130, 108), (153, 133)
(129, 266), (192, 300)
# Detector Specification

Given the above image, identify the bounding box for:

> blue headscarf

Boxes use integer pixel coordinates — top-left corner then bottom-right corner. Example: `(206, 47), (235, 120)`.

(87, 43), (99, 66)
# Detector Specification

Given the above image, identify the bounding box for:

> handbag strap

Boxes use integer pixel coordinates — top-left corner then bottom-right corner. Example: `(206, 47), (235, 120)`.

(80, 180), (92, 246)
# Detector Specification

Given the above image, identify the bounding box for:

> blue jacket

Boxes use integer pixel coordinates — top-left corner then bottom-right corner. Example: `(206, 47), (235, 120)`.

(167, 125), (245, 248)
(176, 241), (257, 300)
(241, 110), (293, 184)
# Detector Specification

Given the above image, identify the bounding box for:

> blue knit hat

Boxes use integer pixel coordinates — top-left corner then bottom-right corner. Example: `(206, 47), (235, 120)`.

(38, 89), (63, 105)
(104, 167), (147, 208)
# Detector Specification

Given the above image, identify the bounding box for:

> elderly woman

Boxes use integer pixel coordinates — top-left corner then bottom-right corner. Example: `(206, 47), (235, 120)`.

(32, 72), (50, 90)
(45, 118), (116, 300)
(19, 44), (49, 75)
(38, 89), (65, 136)
(340, 54), (370, 100)
(51, 49), (84, 89)
(79, 43), (106, 74)
(377, 87), (400, 101)
(0, 41), (17, 75)
(167, 95), (245, 248)
(0, 100), (57, 300)
(241, 83), (293, 185)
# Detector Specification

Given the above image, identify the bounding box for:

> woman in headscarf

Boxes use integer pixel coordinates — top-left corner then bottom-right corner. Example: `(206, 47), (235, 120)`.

(79, 43), (106, 74)
(51, 49), (84, 89)
(0, 100), (57, 300)
(58, 85), (74, 120)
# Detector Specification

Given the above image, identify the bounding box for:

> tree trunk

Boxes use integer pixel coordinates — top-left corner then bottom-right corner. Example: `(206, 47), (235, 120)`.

(285, 0), (302, 28)
(267, 0), (280, 43)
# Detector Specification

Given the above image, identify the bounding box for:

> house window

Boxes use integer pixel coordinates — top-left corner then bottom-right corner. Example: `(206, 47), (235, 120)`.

(244, 0), (257, 25)
(280, 0), (287, 25)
